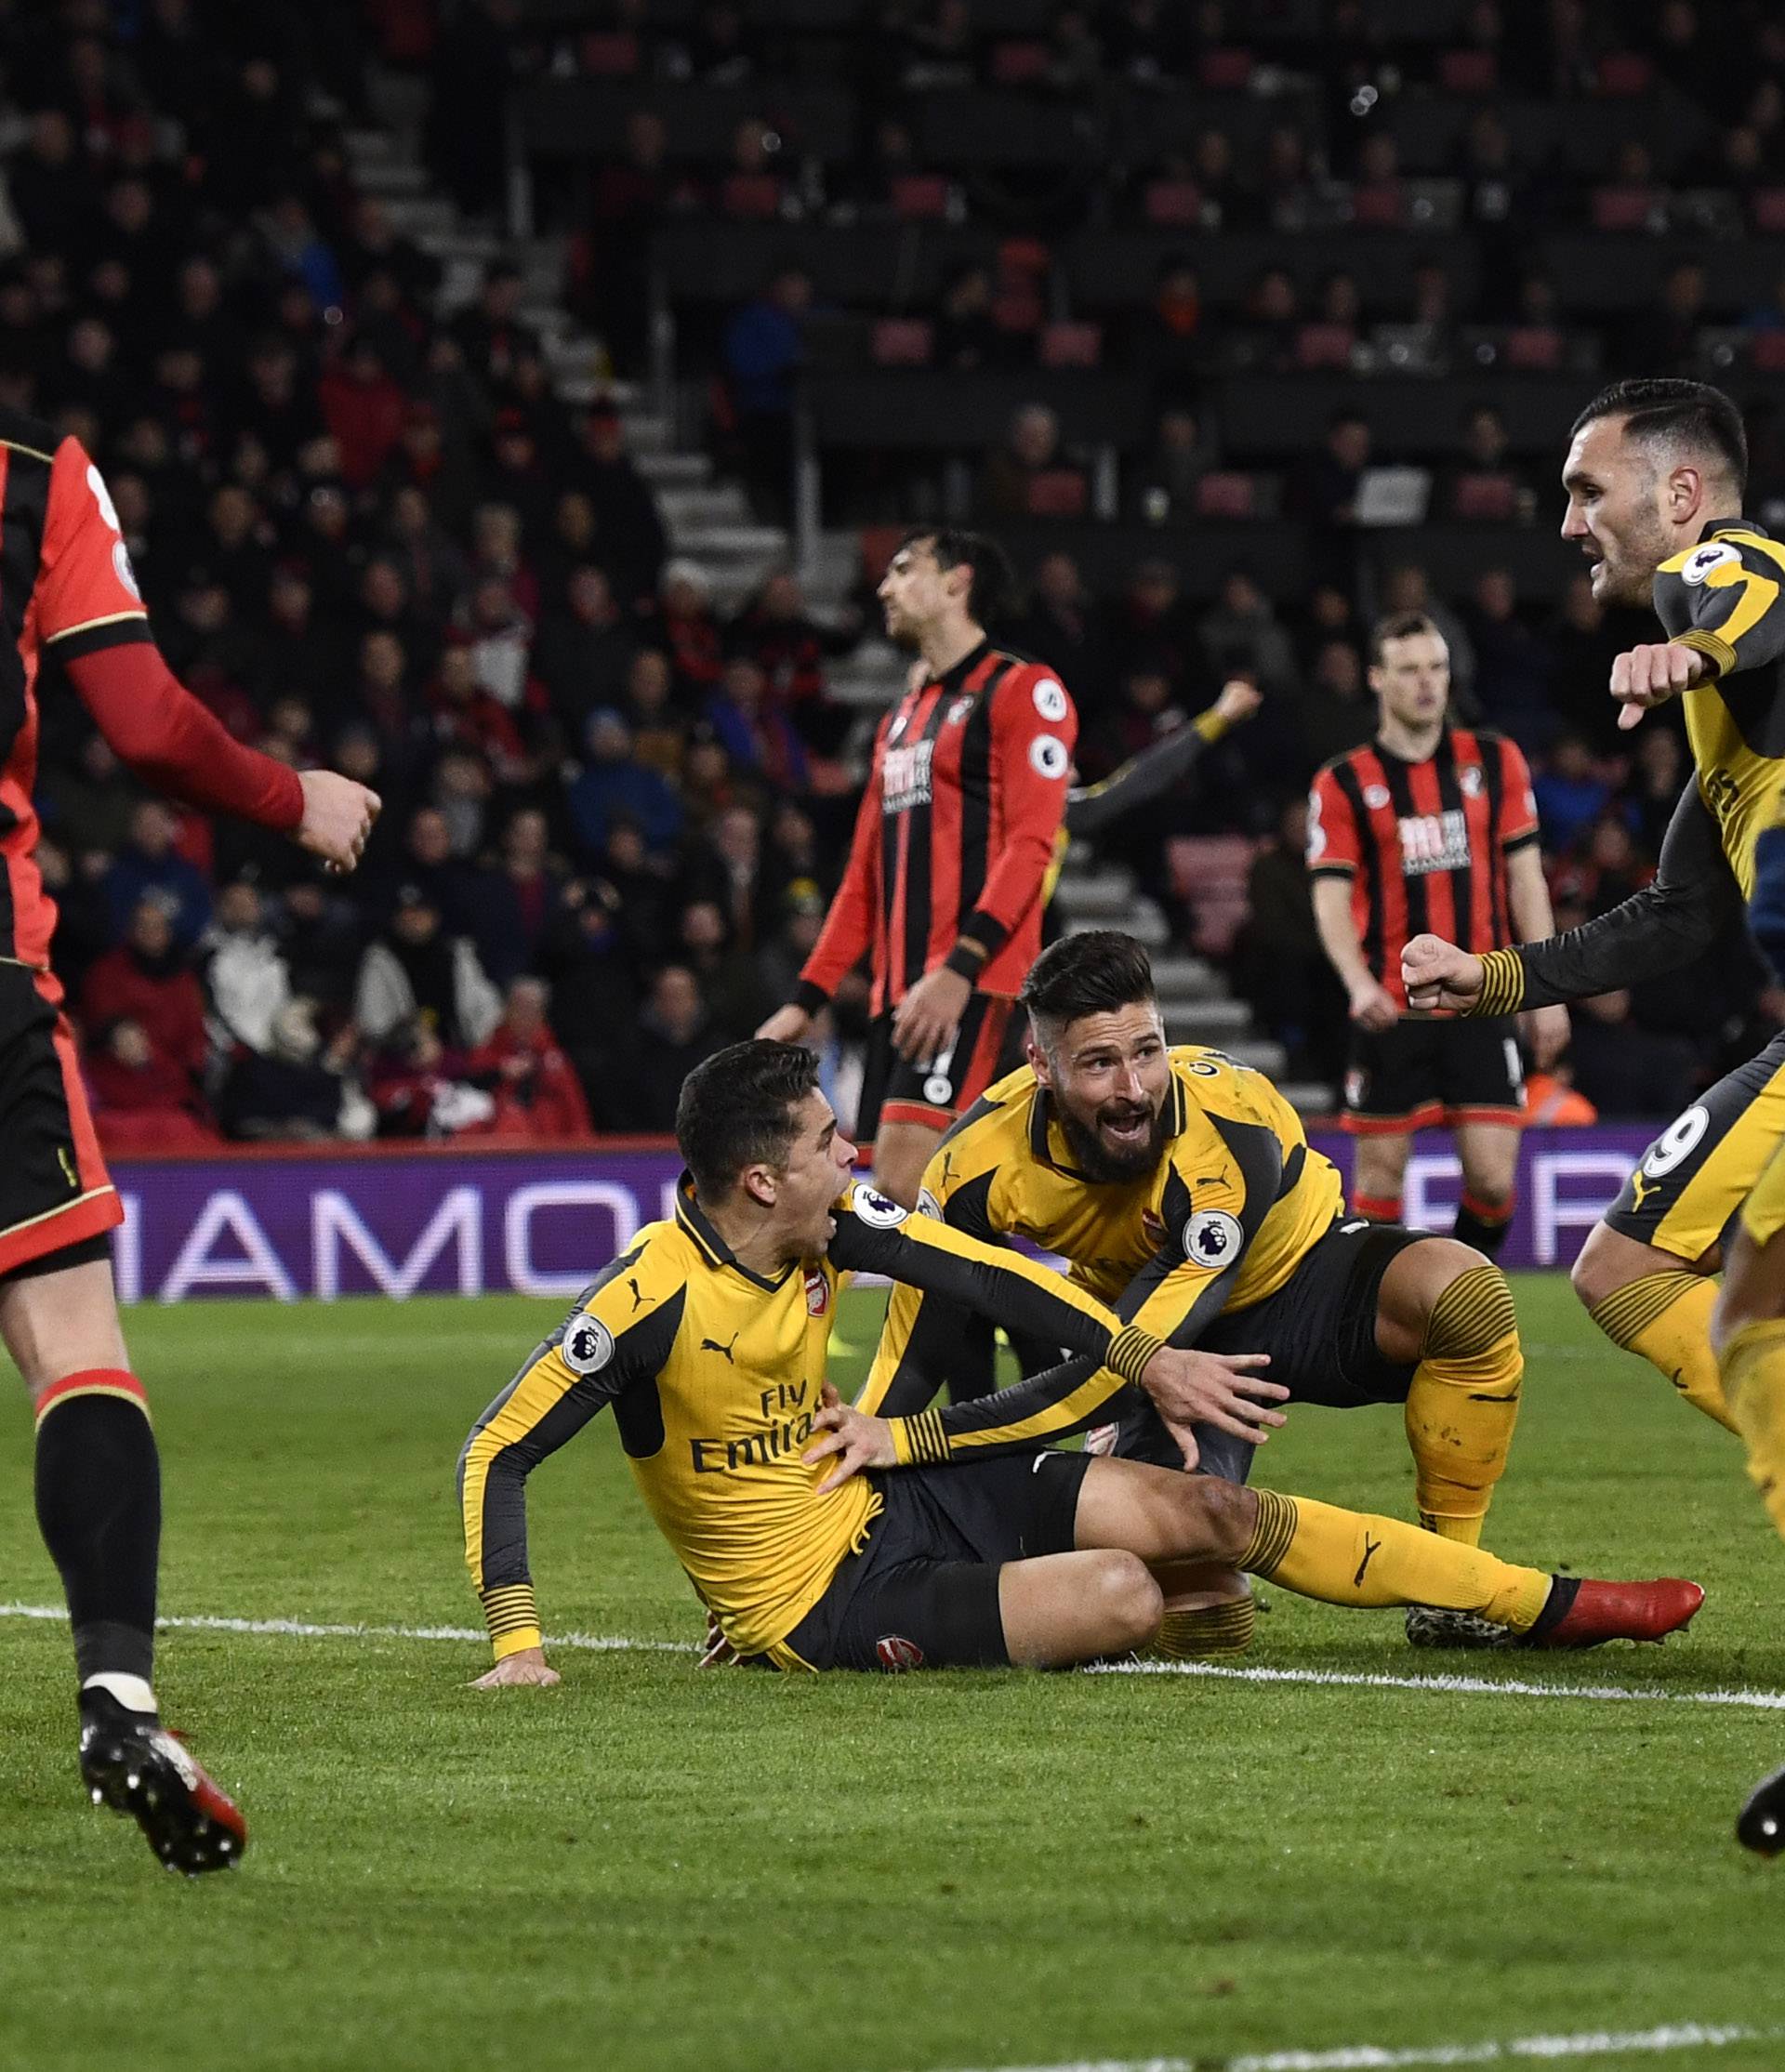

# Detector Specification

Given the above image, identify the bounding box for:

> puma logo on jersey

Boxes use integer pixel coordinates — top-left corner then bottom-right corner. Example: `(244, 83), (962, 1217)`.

(701, 1332), (740, 1363)
(1628, 1170), (1659, 1212)
(628, 1276), (650, 1312)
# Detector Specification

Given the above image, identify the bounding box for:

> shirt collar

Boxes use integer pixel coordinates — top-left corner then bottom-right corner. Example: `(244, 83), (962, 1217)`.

(925, 636), (992, 697)
(673, 1171), (791, 1291)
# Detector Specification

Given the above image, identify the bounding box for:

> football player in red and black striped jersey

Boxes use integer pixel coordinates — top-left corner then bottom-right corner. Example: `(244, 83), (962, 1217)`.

(0, 415), (378, 1871)
(760, 530), (1075, 1207)
(1306, 613), (1567, 1257)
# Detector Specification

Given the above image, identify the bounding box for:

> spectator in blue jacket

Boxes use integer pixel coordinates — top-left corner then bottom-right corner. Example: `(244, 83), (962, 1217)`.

(104, 800), (214, 949)
(565, 709), (683, 864)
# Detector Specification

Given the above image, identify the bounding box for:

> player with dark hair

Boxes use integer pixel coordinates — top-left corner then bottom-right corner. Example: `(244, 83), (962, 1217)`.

(0, 412), (379, 1870)
(758, 528), (1077, 1208)
(457, 1038), (1700, 1682)
(1309, 611), (1567, 1254)
(1400, 377), (1785, 1841)
(852, 930), (1575, 1657)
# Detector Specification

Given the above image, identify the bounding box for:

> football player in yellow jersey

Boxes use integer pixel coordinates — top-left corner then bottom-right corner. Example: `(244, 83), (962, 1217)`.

(458, 1040), (1700, 1681)
(845, 929), (1540, 1657)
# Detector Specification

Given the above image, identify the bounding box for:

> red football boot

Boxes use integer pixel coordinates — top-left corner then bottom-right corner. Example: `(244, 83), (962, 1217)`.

(79, 1692), (248, 1875)
(1527, 1576), (1705, 1649)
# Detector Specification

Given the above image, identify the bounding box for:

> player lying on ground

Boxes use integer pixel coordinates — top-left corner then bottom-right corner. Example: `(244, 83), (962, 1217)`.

(457, 1041), (1701, 1680)
(853, 930), (1542, 1657)
(0, 413), (379, 1871)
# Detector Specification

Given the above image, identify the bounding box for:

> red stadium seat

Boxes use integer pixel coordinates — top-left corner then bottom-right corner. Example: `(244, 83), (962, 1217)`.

(1590, 185), (1658, 231)
(1450, 472), (1518, 521)
(1025, 469), (1089, 517)
(1038, 321), (1102, 368)
(1199, 49), (1255, 88)
(1597, 53), (1655, 96)
(1438, 49), (1497, 92)
(578, 31), (639, 75)
(721, 174), (783, 219)
(999, 237), (1052, 279)
(1350, 182), (1404, 228)
(870, 318), (933, 366)
(1194, 473), (1258, 520)
(1752, 190), (1785, 234)
(890, 175), (949, 220)
(1502, 326), (1564, 370)
(1295, 323), (1355, 370)
(1144, 179), (1202, 228)
(993, 288), (1044, 334)
(1169, 837), (1261, 957)
(1752, 331), (1785, 374)
(990, 40), (1049, 85)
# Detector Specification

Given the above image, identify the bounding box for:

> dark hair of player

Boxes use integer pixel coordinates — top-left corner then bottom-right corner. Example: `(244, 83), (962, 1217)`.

(1570, 377), (1748, 495)
(676, 1039), (823, 1200)
(899, 526), (1014, 627)
(1020, 930), (1157, 1035)
(1368, 610), (1442, 666)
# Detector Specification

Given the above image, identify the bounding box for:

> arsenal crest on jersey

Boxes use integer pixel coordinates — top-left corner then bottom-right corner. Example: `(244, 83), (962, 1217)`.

(804, 1268), (829, 1317)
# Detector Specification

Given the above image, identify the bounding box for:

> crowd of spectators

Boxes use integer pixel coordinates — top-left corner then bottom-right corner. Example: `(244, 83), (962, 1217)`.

(0, 0), (1776, 1151)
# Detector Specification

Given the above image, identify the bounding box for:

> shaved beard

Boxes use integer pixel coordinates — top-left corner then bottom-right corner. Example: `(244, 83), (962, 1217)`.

(1053, 1093), (1171, 1183)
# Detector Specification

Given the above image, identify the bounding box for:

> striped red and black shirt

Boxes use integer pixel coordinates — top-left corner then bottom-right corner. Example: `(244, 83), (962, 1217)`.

(1307, 727), (1539, 1010)
(0, 409), (303, 980)
(797, 640), (1077, 1015)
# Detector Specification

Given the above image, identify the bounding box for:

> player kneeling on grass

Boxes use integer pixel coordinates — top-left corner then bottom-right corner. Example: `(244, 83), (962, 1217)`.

(458, 1042), (1702, 1680)
(857, 930), (1565, 1659)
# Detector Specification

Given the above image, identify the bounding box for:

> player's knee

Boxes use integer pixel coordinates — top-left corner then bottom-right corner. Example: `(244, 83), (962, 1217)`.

(1087, 1551), (1163, 1651)
(1170, 1473), (1254, 1564)
(1569, 1227), (1621, 1313)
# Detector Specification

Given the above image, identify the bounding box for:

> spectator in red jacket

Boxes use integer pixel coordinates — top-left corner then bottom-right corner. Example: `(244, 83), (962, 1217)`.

(319, 335), (410, 488)
(467, 976), (591, 1140)
(85, 1016), (218, 1154)
(83, 897), (210, 1088)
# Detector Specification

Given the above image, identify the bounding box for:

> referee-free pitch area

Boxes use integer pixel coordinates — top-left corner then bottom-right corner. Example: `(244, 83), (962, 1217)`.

(0, 1281), (1782, 2072)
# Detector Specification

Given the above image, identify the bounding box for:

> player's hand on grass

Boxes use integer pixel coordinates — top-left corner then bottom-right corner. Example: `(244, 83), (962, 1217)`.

(1214, 679), (1263, 727)
(1138, 1348), (1286, 1468)
(891, 966), (972, 1061)
(1402, 933), (1484, 1013)
(757, 1004), (812, 1044)
(1522, 1002), (1570, 1070)
(297, 770), (381, 874)
(803, 1383), (897, 1492)
(470, 1646), (561, 1689)
(1610, 641), (1704, 731)
(698, 1610), (739, 1668)
(1346, 975), (1400, 1032)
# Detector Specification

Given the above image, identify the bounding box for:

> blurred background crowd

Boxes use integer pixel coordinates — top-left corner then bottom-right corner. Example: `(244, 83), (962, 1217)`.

(3, 0), (1782, 1148)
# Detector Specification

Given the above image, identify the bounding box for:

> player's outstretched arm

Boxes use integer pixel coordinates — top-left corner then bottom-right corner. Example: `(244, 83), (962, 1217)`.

(1401, 933), (1486, 1013)
(1065, 678), (1260, 838)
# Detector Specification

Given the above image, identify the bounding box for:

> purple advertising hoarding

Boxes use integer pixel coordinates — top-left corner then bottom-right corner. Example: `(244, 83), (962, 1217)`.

(104, 1127), (1660, 1302)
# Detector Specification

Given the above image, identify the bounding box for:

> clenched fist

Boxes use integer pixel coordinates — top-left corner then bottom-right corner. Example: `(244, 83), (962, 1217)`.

(1402, 932), (1484, 1014)
(297, 769), (381, 874)
(1609, 642), (1705, 732)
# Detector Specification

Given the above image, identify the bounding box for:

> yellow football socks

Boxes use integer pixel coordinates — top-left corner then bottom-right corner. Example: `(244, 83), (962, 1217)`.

(1590, 1271), (1736, 1433)
(1720, 1317), (1785, 1538)
(1242, 1488), (1552, 1632)
(1404, 1264), (1524, 1547)
(1150, 1596), (1256, 1661)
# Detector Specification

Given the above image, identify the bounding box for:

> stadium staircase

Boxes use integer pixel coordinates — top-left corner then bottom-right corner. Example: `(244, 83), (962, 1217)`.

(344, 77), (1331, 1115)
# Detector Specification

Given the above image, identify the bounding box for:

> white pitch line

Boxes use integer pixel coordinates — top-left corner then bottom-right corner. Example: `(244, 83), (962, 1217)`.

(0, 1602), (688, 1654)
(2, 1603), (1782, 1713)
(1091, 1656), (1785, 1714)
(930, 2021), (1782, 2072)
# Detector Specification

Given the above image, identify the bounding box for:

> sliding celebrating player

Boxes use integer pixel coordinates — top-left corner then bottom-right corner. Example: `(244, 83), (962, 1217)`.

(0, 412), (378, 1871)
(758, 530), (1075, 1208)
(457, 1041), (1700, 1681)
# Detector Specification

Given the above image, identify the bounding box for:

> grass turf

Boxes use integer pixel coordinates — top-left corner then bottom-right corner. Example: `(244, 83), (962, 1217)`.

(0, 1275), (1782, 2072)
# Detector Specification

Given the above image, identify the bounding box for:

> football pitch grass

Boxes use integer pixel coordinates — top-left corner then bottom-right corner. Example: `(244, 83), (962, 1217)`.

(2, 1277), (1784, 2072)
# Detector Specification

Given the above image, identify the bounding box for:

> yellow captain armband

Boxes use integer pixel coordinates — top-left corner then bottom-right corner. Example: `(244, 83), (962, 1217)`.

(482, 1583), (543, 1659)
(1471, 947), (1527, 1018)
